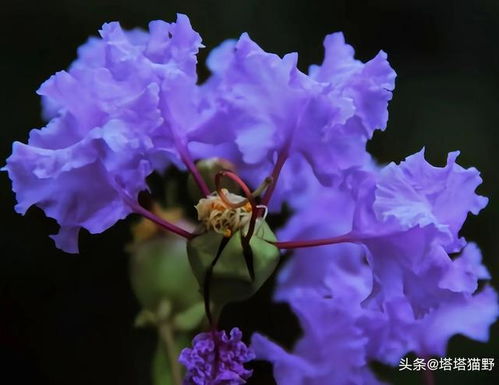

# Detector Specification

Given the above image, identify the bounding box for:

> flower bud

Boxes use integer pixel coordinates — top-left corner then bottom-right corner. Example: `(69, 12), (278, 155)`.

(130, 236), (201, 312)
(128, 207), (201, 316)
(186, 219), (279, 307)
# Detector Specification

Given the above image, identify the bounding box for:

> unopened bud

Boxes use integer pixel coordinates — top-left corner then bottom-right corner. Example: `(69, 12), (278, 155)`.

(187, 219), (279, 307)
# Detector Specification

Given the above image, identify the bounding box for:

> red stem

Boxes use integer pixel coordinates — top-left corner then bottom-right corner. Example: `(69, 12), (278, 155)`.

(131, 202), (195, 239)
(210, 328), (221, 383)
(423, 370), (435, 385)
(270, 232), (360, 249)
(179, 146), (211, 198)
(261, 98), (313, 207)
(420, 355), (436, 385)
(215, 171), (256, 209)
(261, 149), (289, 206)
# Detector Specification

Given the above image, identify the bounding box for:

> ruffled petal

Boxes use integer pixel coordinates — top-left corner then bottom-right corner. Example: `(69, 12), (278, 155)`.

(374, 149), (488, 251)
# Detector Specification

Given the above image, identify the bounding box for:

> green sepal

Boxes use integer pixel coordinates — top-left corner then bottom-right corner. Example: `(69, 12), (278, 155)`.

(187, 219), (279, 307)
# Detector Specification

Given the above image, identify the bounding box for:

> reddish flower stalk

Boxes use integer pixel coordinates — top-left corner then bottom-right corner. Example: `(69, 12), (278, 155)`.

(270, 232), (360, 249)
(261, 149), (289, 206)
(178, 144), (211, 197)
(130, 201), (195, 239)
(215, 171), (257, 210)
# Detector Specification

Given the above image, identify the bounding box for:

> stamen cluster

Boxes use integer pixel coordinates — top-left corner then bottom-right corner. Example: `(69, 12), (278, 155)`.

(195, 190), (252, 237)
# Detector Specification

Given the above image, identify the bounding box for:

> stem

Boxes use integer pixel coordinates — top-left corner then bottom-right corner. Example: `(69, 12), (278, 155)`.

(204, 236), (231, 326)
(179, 145), (211, 198)
(215, 171), (256, 206)
(241, 199), (261, 281)
(422, 367), (435, 385)
(261, 97), (312, 207)
(270, 232), (360, 249)
(261, 149), (289, 206)
(131, 202), (195, 239)
(210, 328), (220, 383)
(215, 176), (272, 209)
(420, 355), (436, 385)
(158, 322), (182, 385)
(167, 120), (209, 196)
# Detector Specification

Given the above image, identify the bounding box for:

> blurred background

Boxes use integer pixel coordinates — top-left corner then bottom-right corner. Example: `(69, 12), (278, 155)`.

(0, 1), (498, 384)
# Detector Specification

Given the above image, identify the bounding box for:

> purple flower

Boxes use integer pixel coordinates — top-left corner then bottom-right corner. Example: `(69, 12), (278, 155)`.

(3, 14), (208, 252)
(179, 328), (255, 385)
(349, 149), (488, 310)
(252, 304), (383, 385)
(254, 230), (497, 383)
(253, 149), (497, 381)
(4, 13), (497, 385)
(195, 32), (395, 209)
(4, 115), (155, 253)
(252, 184), (384, 384)
(252, 244), (385, 384)
(370, 149), (487, 251)
(347, 148), (499, 361)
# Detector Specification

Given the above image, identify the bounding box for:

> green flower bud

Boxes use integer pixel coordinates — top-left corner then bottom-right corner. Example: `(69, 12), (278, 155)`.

(129, 235), (201, 315)
(186, 219), (279, 308)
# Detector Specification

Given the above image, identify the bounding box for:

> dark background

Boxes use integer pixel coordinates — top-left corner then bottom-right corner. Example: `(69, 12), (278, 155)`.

(1, 1), (498, 384)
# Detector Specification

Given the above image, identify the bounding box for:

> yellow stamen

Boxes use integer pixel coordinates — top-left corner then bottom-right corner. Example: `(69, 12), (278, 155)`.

(195, 191), (253, 236)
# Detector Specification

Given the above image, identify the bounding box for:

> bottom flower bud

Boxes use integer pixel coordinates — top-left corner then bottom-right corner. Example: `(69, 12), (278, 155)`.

(179, 327), (255, 385)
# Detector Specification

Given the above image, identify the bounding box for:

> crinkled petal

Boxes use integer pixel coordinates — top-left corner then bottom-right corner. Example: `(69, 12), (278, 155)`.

(251, 333), (315, 385)
(4, 15), (207, 253)
(4, 119), (152, 253)
(179, 328), (254, 385)
(202, 32), (395, 209)
(374, 149), (488, 251)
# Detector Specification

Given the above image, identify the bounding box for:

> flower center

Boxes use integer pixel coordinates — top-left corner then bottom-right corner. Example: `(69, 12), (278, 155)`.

(195, 189), (253, 237)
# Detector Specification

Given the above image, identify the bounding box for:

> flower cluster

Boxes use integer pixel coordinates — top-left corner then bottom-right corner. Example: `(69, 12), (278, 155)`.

(4, 13), (497, 385)
(4, 15), (207, 252)
(178, 328), (255, 385)
(3, 14), (395, 252)
(252, 150), (497, 384)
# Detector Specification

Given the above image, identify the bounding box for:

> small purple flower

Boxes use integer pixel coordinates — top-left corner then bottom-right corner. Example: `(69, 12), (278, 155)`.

(179, 328), (255, 385)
